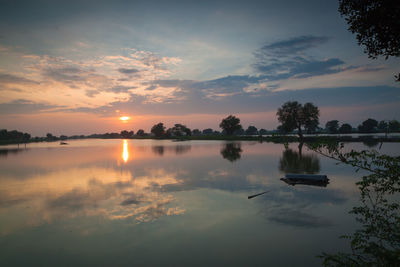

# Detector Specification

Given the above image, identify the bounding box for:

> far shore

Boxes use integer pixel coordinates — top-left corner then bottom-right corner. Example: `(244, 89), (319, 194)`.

(1, 134), (400, 146)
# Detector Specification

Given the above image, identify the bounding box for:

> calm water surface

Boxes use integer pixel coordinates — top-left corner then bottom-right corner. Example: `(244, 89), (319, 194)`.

(0, 139), (398, 266)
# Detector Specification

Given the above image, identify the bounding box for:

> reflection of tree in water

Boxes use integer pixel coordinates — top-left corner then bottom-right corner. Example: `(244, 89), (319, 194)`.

(174, 145), (191, 155)
(0, 148), (29, 157)
(220, 143), (242, 162)
(362, 137), (379, 148)
(279, 144), (320, 174)
(152, 146), (164, 156)
(152, 145), (191, 156)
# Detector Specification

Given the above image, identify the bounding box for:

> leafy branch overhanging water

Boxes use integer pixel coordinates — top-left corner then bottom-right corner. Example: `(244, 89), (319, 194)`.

(307, 141), (400, 266)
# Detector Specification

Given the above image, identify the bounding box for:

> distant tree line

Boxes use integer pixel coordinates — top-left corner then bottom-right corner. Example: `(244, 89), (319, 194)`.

(276, 101), (400, 138)
(324, 118), (400, 134)
(1, 103), (400, 144)
(0, 129), (31, 144)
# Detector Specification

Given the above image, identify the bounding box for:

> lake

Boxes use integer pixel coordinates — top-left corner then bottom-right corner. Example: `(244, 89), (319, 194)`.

(0, 139), (398, 266)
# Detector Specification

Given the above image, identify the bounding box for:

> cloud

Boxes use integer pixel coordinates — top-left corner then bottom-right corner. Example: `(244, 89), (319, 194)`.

(107, 85), (136, 94)
(0, 47), (184, 113)
(120, 197), (142, 206)
(192, 75), (262, 98)
(260, 35), (329, 56)
(43, 66), (87, 82)
(0, 41), (395, 120)
(253, 36), (351, 82)
(117, 68), (139, 74)
(0, 73), (39, 85)
(252, 36), (372, 90)
(0, 99), (62, 114)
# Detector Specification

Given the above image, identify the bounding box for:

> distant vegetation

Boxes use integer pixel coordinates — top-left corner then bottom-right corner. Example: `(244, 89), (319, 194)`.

(0, 129), (31, 145)
(1, 103), (400, 145)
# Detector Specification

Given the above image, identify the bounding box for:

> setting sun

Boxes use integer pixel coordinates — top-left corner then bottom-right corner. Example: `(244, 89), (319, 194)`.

(119, 116), (130, 122)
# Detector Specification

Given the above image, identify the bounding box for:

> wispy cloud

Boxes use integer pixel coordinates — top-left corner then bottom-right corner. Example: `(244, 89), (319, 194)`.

(260, 35), (329, 56)
(0, 46), (183, 111)
(0, 99), (63, 114)
(0, 73), (39, 85)
(253, 35), (349, 80)
(117, 68), (140, 74)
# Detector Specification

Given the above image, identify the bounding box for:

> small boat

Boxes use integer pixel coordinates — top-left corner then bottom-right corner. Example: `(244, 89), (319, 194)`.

(280, 173), (329, 187)
(60, 141), (69, 145)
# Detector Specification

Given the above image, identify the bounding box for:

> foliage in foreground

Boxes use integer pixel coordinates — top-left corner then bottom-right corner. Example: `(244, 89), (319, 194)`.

(307, 141), (400, 266)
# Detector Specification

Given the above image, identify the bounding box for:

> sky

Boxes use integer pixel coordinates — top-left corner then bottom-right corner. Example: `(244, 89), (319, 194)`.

(0, 0), (399, 136)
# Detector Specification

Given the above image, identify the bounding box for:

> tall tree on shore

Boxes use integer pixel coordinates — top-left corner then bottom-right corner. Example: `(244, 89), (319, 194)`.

(389, 120), (400, 132)
(276, 101), (319, 140)
(358, 118), (378, 133)
(219, 115), (242, 135)
(339, 123), (353, 134)
(326, 120), (340, 134)
(151, 123), (166, 137)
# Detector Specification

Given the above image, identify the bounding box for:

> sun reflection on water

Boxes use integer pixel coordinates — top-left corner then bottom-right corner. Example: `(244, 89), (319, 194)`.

(122, 140), (129, 163)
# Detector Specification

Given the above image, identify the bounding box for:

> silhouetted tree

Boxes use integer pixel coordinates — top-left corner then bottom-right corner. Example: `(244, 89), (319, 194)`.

(46, 133), (57, 141)
(245, 125), (258, 135)
(233, 128), (245, 136)
(0, 129), (31, 144)
(170, 124), (191, 137)
(192, 129), (201, 136)
(377, 120), (389, 131)
(339, 0), (400, 81)
(259, 128), (267, 135)
(151, 123), (166, 137)
(202, 128), (214, 135)
(389, 120), (400, 132)
(326, 120), (340, 134)
(276, 101), (319, 140)
(358, 118), (378, 133)
(120, 130), (134, 138)
(339, 123), (353, 134)
(219, 115), (242, 135)
(220, 143), (242, 162)
(136, 129), (145, 136)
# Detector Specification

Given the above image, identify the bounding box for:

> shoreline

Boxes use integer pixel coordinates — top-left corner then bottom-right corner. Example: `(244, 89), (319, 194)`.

(1, 134), (400, 146)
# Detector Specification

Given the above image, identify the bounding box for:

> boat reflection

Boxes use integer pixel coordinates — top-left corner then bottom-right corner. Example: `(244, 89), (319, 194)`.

(280, 177), (329, 187)
(122, 140), (129, 162)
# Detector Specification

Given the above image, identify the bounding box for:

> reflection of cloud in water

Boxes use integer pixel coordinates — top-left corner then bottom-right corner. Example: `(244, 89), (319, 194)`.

(0, 167), (185, 235)
(256, 186), (347, 228)
(110, 196), (185, 222)
(266, 208), (333, 228)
